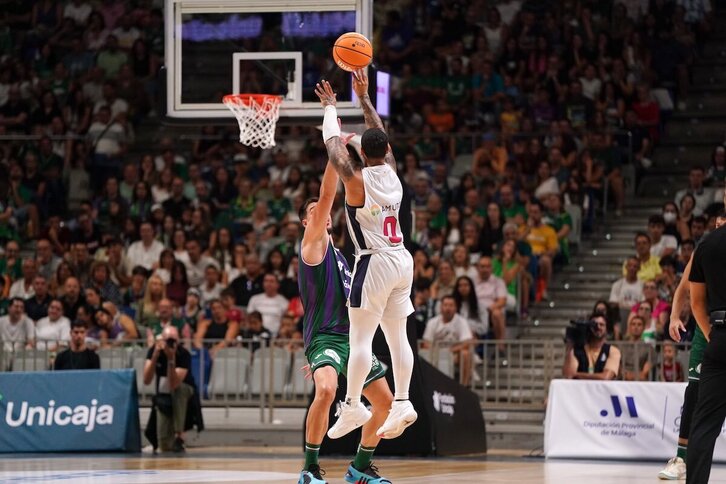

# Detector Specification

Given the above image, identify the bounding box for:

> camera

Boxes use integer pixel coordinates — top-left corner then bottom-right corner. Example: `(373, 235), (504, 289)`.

(565, 319), (597, 348)
(166, 338), (177, 348)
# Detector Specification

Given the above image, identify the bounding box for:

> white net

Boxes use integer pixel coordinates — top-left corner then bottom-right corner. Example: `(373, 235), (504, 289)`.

(223, 94), (282, 150)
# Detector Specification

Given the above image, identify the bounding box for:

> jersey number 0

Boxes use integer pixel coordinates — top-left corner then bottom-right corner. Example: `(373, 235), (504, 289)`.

(383, 216), (402, 243)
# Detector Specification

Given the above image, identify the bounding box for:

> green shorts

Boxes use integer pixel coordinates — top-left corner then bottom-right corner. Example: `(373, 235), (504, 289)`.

(689, 325), (707, 382)
(306, 333), (386, 389)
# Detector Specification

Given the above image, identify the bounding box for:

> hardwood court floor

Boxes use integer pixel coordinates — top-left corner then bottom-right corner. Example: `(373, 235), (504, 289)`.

(2, 447), (726, 483)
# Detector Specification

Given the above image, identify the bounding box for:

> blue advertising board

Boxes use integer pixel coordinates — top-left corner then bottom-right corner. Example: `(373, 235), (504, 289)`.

(0, 369), (140, 452)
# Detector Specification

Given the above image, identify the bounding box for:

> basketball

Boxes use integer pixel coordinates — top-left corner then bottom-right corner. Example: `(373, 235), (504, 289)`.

(333, 32), (373, 72)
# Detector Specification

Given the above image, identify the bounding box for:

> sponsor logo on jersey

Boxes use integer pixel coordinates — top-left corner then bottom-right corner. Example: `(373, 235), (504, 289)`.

(324, 349), (341, 364)
(369, 204), (381, 217)
(380, 202), (400, 212)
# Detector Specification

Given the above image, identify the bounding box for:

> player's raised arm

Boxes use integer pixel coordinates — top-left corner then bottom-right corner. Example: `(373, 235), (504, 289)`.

(302, 163), (339, 246)
(352, 68), (397, 172)
(315, 80), (365, 204)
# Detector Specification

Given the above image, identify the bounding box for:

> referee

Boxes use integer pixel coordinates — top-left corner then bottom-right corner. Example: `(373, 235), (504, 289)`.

(686, 215), (726, 484)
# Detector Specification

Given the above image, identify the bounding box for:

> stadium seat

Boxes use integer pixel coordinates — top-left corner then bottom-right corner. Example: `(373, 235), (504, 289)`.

(208, 347), (251, 399)
(434, 348), (455, 378)
(12, 349), (50, 372)
(97, 347), (131, 369)
(419, 346), (454, 378)
(249, 347), (289, 397)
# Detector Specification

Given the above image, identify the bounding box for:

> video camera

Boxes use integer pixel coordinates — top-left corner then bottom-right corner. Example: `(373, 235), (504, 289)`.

(565, 319), (598, 348)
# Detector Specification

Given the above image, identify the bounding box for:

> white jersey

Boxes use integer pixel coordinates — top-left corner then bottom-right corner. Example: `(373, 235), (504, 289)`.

(345, 163), (414, 319)
(346, 164), (404, 253)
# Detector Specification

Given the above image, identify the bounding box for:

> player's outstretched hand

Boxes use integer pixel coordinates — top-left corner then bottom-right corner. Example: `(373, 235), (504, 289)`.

(352, 68), (369, 98)
(351, 68), (368, 97)
(314, 80), (337, 108)
(301, 364), (313, 380)
(669, 316), (686, 342)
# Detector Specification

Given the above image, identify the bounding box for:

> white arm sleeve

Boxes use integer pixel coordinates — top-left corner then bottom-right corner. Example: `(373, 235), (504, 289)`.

(322, 105), (341, 142)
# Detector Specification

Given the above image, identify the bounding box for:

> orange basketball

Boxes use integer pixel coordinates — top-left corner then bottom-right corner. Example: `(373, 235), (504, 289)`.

(333, 32), (373, 72)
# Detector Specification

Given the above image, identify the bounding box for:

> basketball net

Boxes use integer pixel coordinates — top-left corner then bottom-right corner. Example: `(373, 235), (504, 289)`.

(223, 94), (282, 150)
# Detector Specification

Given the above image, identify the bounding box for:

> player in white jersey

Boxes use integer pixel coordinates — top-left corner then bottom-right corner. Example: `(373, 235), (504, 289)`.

(315, 70), (417, 441)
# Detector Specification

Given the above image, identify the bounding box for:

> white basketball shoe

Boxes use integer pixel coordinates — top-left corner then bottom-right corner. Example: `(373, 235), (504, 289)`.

(376, 400), (418, 439)
(658, 457), (686, 480)
(327, 400), (372, 439)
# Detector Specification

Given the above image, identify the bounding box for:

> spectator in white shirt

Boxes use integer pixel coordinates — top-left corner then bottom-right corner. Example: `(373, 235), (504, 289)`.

(422, 295), (474, 385)
(35, 299), (71, 351)
(474, 257), (508, 354)
(579, 64), (602, 100)
(111, 15), (140, 51)
(610, 257), (644, 310)
(87, 106), (126, 158)
(246, 274), (289, 334)
(648, 215), (678, 258)
(0, 298), (36, 353)
(674, 166), (712, 217)
(126, 222), (165, 272)
(9, 258), (37, 300)
(93, 81), (129, 120)
(184, 239), (219, 288)
(63, 0), (92, 24)
(200, 265), (224, 306)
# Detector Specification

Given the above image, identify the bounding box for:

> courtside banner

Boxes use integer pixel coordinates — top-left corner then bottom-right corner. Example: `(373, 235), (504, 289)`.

(545, 380), (726, 461)
(0, 369), (141, 453)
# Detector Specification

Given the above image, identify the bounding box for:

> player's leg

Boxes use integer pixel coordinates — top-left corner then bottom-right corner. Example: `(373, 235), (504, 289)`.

(343, 364), (393, 484)
(327, 307), (378, 439)
(660, 327), (705, 480)
(375, 256), (418, 439)
(300, 336), (347, 483)
(305, 366), (337, 461)
(685, 354), (726, 484)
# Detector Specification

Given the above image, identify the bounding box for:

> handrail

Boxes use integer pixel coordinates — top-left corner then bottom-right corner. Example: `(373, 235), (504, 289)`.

(1, 338), (685, 413)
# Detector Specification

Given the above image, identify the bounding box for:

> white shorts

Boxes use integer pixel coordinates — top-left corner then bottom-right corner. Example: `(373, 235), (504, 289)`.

(348, 249), (414, 320)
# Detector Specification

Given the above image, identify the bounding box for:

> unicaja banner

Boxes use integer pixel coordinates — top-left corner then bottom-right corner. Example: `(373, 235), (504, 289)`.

(545, 380), (726, 461)
(0, 369), (141, 453)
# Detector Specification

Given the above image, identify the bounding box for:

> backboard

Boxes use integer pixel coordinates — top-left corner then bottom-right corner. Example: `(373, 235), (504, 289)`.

(164, 0), (373, 120)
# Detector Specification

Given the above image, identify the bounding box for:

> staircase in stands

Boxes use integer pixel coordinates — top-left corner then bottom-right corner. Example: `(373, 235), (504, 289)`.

(487, 14), (726, 450)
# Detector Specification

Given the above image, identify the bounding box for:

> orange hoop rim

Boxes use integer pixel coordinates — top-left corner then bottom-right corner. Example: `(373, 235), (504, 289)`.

(223, 93), (283, 106)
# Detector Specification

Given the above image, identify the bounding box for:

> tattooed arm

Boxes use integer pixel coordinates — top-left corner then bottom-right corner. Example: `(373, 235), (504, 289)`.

(314, 80), (365, 205)
(352, 68), (397, 172)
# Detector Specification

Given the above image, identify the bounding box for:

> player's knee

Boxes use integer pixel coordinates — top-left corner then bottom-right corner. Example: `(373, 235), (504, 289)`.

(315, 382), (337, 404)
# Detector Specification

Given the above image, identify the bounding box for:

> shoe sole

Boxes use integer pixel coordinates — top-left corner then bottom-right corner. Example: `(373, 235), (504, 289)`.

(377, 414), (418, 439)
(657, 472), (684, 480)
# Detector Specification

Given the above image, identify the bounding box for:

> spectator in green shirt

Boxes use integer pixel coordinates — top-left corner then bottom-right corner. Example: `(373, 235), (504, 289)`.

(498, 183), (527, 224)
(0, 240), (22, 281)
(96, 35), (127, 79)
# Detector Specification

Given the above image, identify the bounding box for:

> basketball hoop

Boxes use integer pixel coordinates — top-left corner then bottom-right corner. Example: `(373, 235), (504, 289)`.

(223, 94), (282, 149)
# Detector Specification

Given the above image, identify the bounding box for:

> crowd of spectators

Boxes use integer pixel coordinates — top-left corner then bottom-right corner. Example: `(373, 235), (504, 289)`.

(0, 0), (716, 385)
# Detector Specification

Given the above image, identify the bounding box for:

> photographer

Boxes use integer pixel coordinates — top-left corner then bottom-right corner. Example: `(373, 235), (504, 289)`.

(562, 315), (621, 380)
(143, 326), (195, 453)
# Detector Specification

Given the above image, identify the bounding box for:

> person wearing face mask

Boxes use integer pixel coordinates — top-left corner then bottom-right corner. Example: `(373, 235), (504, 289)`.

(662, 202), (682, 244)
